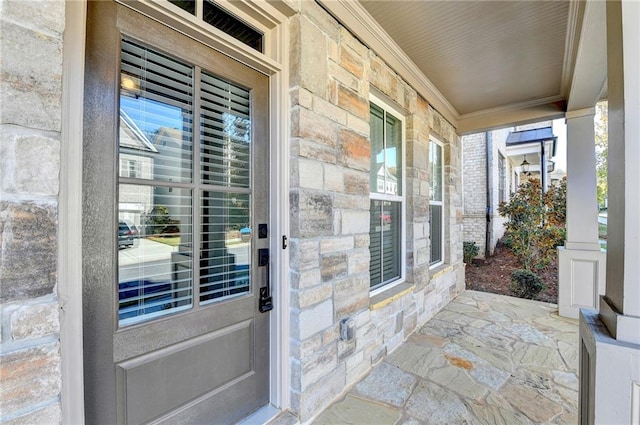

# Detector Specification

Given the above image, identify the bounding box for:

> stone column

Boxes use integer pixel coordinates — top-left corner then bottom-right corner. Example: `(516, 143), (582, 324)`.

(558, 108), (606, 319)
(580, 1), (640, 423)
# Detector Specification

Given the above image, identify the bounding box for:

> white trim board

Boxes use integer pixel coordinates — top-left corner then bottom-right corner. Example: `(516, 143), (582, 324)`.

(59, 1), (87, 423)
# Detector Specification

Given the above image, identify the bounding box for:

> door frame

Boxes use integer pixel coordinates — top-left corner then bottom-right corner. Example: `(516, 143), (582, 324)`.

(59, 1), (293, 422)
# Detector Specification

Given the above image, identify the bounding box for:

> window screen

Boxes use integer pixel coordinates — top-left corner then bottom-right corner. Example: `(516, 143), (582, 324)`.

(369, 102), (403, 291)
(429, 140), (444, 266)
(498, 153), (506, 202)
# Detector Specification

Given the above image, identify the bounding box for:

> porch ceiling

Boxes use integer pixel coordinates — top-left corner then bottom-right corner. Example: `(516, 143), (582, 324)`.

(361, 0), (569, 116)
(333, 0), (608, 134)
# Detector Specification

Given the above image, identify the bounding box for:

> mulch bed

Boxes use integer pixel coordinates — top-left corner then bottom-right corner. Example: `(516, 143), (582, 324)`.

(464, 242), (558, 304)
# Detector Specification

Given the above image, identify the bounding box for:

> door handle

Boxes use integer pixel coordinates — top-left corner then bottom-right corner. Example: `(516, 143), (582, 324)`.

(258, 249), (272, 313)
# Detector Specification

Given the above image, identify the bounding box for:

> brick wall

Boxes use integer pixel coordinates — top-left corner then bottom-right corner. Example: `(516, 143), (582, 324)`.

(0, 1), (64, 422)
(488, 127), (511, 254)
(463, 122), (552, 258)
(462, 132), (487, 257)
(288, 3), (464, 420)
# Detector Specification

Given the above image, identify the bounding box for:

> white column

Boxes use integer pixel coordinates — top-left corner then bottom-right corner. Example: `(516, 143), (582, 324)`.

(598, 0), (640, 343)
(564, 109), (600, 250)
(580, 1), (640, 424)
(558, 108), (606, 319)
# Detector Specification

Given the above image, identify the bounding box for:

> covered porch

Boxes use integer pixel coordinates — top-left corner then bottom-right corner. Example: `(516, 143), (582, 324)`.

(2, 0), (638, 423)
(321, 1), (637, 423)
(272, 290), (579, 424)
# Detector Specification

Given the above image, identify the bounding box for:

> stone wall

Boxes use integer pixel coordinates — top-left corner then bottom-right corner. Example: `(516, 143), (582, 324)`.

(0, 1), (64, 422)
(288, 3), (464, 420)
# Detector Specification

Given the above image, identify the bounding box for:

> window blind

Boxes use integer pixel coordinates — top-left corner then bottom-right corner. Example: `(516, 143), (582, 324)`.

(200, 71), (251, 188)
(120, 38), (194, 184)
(118, 37), (254, 325)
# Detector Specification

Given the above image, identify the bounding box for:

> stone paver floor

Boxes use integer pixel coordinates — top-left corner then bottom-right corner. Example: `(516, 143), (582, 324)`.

(312, 290), (579, 424)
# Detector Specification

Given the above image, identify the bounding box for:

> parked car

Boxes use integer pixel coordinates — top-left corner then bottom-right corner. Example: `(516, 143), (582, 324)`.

(118, 221), (136, 249)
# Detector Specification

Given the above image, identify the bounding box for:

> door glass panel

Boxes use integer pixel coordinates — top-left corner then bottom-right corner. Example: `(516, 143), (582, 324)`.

(200, 192), (251, 303)
(118, 185), (193, 325)
(118, 38), (256, 323)
(200, 71), (251, 188)
(118, 37), (195, 326)
(120, 38), (193, 184)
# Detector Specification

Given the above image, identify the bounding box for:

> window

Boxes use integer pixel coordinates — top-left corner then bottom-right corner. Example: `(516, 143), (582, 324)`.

(117, 38), (253, 325)
(498, 153), (506, 202)
(168, 0), (263, 52)
(369, 100), (404, 292)
(121, 159), (140, 178)
(429, 139), (444, 267)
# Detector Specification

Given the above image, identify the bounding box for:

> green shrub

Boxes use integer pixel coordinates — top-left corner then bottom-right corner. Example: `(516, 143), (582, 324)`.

(463, 241), (479, 264)
(144, 205), (174, 235)
(499, 178), (567, 271)
(510, 269), (546, 299)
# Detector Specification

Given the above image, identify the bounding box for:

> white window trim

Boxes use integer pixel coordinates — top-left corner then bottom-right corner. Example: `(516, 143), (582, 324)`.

(59, 1), (294, 422)
(369, 91), (407, 297)
(429, 137), (445, 269)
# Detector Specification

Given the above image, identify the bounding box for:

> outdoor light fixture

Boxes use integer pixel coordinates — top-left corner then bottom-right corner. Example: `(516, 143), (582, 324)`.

(120, 73), (141, 98)
(520, 155), (530, 174)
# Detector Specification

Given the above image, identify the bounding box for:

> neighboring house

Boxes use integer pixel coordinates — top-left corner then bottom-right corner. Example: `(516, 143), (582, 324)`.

(118, 110), (157, 228)
(1, 1), (637, 425)
(463, 122), (557, 258)
(505, 125), (557, 192)
(375, 164), (398, 195)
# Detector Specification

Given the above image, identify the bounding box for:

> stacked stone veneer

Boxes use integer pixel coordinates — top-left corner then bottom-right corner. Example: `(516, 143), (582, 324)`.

(0, 1), (64, 423)
(288, 2), (464, 420)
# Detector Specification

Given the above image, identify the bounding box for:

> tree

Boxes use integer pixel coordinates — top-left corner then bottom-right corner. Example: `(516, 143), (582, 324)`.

(144, 205), (171, 235)
(594, 101), (608, 208)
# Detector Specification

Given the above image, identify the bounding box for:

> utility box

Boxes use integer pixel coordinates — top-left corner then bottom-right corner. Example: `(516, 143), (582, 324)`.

(340, 317), (355, 341)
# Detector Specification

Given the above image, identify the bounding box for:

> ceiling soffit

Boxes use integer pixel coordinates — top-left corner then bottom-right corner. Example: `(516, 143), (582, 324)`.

(360, 0), (570, 116)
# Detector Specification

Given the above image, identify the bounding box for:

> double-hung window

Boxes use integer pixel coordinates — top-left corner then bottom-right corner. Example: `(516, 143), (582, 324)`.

(369, 98), (405, 293)
(429, 139), (444, 267)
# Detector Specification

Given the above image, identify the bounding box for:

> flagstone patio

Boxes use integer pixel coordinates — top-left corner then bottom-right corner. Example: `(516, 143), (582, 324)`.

(309, 290), (579, 424)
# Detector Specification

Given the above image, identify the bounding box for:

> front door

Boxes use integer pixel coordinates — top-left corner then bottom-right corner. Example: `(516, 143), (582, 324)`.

(83, 3), (270, 423)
